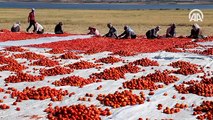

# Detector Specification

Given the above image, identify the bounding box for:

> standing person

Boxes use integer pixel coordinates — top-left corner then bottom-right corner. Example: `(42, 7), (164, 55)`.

(54, 22), (64, 34)
(103, 23), (118, 38)
(26, 8), (36, 32)
(188, 23), (203, 39)
(35, 22), (44, 34)
(87, 27), (100, 36)
(146, 26), (160, 39)
(11, 22), (21, 32)
(166, 24), (176, 38)
(118, 25), (136, 39)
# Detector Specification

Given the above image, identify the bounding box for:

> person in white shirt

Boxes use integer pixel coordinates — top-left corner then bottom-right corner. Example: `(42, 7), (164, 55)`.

(118, 25), (136, 39)
(35, 22), (44, 34)
(11, 22), (21, 32)
(87, 27), (100, 36)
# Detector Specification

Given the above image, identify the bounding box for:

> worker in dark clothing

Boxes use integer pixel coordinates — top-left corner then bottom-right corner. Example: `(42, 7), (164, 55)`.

(166, 24), (176, 38)
(103, 23), (118, 38)
(146, 26), (160, 39)
(54, 22), (64, 34)
(188, 23), (204, 39)
(26, 8), (36, 32)
(118, 25), (136, 39)
(11, 22), (21, 32)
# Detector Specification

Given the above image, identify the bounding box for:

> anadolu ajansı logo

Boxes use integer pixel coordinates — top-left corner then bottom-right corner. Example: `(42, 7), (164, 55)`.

(189, 9), (204, 22)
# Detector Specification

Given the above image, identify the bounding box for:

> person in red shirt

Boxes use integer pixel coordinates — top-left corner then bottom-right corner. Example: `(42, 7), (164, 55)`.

(26, 8), (36, 32)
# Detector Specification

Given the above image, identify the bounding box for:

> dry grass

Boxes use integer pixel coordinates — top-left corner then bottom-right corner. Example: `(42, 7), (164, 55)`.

(0, 8), (212, 36)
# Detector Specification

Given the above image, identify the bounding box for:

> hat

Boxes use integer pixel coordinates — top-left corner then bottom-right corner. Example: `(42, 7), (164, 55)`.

(32, 8), (35, 11)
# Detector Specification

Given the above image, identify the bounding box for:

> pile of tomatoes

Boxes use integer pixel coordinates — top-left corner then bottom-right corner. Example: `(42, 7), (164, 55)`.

(59, 52), (81, 59)
(123, 78), (158, 90)
(175, 77), (213, 97)
(97, 90), (145, 108)
(5, 72), (44, 83)
(4, 46), (26, 52)
(90, 64), (140, 80)
(95, 56), (122, 64)
(46, 48), (65, 54)
(141, 70), (179, 85)
(169, 60), (202, 75)
(193, 101), (213, 120)
(11, 86), (69, 102)
(14, 52), (45, 60)
(31, 58), (59, 67)
(131, 58), (159, 66)
(52, 75), (100, 87)
(44, 104), (111, 119)
(66, 60), (98, 69)
(40, 66), (73, 76)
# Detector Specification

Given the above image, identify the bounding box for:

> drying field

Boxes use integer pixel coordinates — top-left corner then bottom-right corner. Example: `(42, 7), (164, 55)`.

(0, 9), (213, 36)
(0, 30), (212, 120)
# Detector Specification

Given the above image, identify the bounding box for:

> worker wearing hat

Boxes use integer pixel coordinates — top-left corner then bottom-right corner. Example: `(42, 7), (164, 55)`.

(26, 8), (36, 32)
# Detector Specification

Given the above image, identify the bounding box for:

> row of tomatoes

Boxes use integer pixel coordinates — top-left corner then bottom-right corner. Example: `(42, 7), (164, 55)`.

(28, 37), (192, 54)
(166, 40), (213, 56)
(0, 30), (70, 42)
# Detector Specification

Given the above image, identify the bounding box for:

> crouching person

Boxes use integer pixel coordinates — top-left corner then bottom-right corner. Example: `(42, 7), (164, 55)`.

(146, 26), (160, 39)
(35, 22), (44, 34)
(118, 25), (136, 39)
(188, 24), (204, 39)
(55, 22), (63, 34)
(11, 22), (21, 32)
(166, 24), (176, 38)
(103, 23), (118, 38)
(87, 27), (100, 36)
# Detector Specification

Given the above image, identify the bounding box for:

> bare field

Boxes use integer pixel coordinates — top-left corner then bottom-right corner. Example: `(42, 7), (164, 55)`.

(0, 9), (212, 36)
